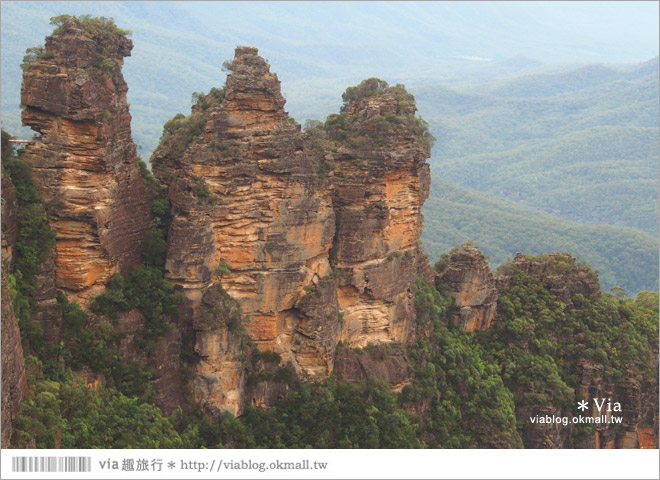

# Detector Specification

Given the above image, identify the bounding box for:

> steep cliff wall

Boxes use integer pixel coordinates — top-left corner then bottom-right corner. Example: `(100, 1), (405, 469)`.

(153, 47), (338, 415)
(152, 47), (431, 413)
(1, 270), (28, 448)
(328, 83), (431, 349)
(20, 18), (153, 305)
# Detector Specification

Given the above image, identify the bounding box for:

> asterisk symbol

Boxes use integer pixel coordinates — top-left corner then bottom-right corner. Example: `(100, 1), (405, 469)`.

(168, 461), (176, 469)
(577, 400), (589, 411)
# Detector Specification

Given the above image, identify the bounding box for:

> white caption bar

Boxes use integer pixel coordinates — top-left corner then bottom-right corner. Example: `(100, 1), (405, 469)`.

(1, 448), (659, 479)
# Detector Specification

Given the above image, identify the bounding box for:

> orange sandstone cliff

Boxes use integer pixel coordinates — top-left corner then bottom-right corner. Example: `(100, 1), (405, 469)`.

(19, 19), (153, 305)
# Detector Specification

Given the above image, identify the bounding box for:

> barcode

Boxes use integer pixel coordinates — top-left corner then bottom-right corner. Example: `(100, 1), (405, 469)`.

(11, 456), (92, 473)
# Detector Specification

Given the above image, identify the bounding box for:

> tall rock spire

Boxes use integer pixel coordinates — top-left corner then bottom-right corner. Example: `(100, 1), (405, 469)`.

(20, 16), (153, 304)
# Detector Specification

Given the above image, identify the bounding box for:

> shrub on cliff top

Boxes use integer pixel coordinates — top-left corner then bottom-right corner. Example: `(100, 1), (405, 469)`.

(334, 78), (435, 149)
(21, 16), (130, 72)
(160, 112), (204, 156)
(191, 87), (225, 111)
(340, 78), (417, 114)
(20, 46), (54, 71)
(340, 78), (390, 113)
(158, 88), (226, 157)
(50, 14), (131, 39)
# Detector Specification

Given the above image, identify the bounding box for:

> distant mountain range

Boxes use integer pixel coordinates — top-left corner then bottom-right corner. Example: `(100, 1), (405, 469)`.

(2, 1), (658, 155)
(415, 57), (659, 293)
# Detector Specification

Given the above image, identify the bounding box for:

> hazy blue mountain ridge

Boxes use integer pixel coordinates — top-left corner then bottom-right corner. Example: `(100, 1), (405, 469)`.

(422, 178), (659, 294)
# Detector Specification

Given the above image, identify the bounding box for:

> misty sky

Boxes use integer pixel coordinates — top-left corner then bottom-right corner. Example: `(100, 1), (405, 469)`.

(1, 1), (658, 150)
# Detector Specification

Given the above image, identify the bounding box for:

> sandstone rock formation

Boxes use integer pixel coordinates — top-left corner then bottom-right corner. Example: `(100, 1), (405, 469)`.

(1, 270), (28, 448)
(435, 245), (497, 331)
(329, 84), (431, 348)
(153, 47), (339, 414)
(152, 47), (431, 414)
(4, 18), (655, 451)
(20, 18), (153, 305)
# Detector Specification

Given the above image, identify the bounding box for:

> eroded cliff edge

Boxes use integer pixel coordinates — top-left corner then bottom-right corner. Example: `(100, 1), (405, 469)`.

(152, 47), (432, 413)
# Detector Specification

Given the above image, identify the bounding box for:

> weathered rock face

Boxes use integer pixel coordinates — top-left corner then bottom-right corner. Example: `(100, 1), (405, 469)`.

(31, 250), (61, 345)
(500, 252), (600, 308)
(334, 342), (411, 389)
(1, 269), (27, 448)
(152, 47), (431, 413)
(435, 246), (497, 331)
(154, 47), (339, 415)
(329, 91), (431, 348)
(20, 19), (153, 305)
(191, 284), (251, 415)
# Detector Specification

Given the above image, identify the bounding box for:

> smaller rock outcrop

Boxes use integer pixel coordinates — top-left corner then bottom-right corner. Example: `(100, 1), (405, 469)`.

(499, 252), (600, 307)
(1, 270), (28, 448)
(435, 246), (497, 331)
